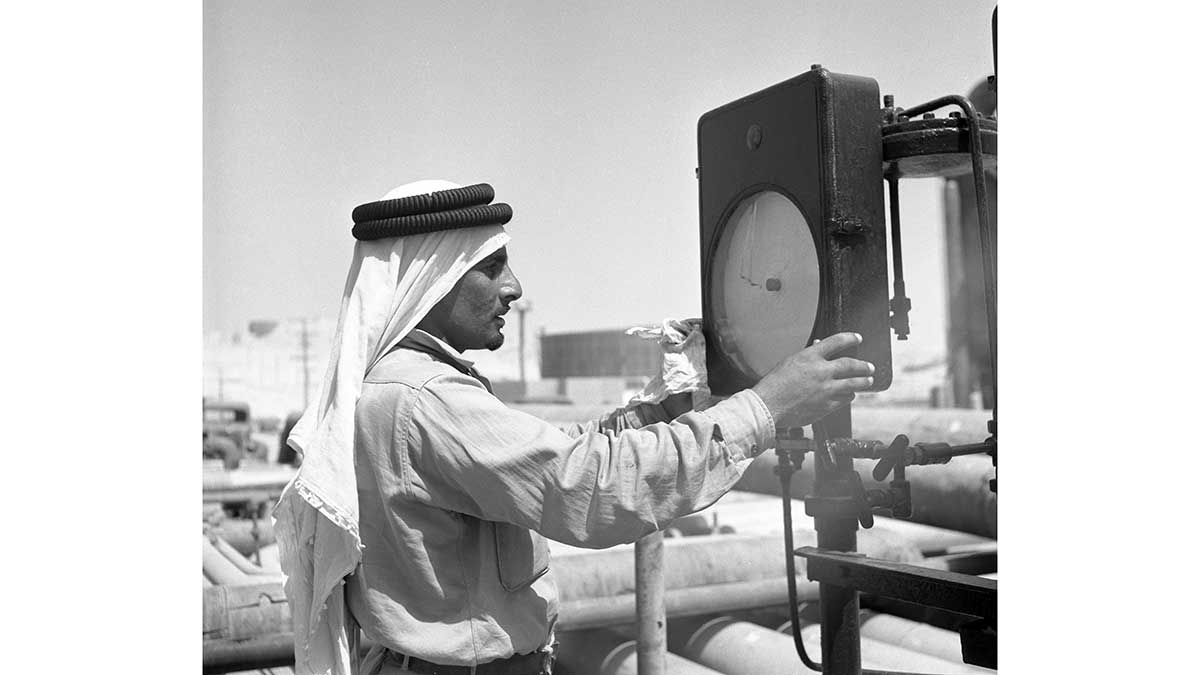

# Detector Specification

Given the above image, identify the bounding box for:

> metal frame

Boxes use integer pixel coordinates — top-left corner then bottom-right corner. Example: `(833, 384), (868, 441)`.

(795, 90), (998, 675)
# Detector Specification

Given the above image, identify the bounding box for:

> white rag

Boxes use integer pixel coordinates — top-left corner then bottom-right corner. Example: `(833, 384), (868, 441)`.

(625, 318), (711, 409)
(273, 180), (510, 675)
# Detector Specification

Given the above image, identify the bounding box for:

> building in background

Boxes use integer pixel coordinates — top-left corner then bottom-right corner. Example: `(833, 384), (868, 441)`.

(203, 317), (337, 421)
(204, 315), (956, 422)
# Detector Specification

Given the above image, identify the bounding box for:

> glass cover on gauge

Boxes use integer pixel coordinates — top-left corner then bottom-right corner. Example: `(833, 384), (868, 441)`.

(710, 190), (820, 379)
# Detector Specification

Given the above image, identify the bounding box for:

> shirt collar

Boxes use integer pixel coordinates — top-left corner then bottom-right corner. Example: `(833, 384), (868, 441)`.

(400, 329), (477, 372)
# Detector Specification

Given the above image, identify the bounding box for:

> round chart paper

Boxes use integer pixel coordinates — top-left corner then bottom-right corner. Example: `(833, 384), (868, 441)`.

(710, 190), (821, 379)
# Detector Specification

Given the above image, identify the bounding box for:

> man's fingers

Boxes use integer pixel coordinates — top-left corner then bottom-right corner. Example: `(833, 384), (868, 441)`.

(830, 357), (875, 379)
(810, 332), (862, 358)
(831, 377), (874, 394)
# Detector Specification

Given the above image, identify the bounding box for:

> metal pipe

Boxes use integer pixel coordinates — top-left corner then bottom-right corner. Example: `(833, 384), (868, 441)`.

(635, 531), (667, 675)
(202, 578), (820, 671)
(551, 532), (920, 602)
(737, 454), (997, 538)
(692, 492), (991, 554)
(789, 603), (985, 668)
(203, 465), (297, 494)
(860, 610), (978, 666)
(886, 169), (911, 340)
(897, 94), (997, 423)
(557, 629), (722, 675)
(203, 633), (295, 674)
(209, 535), (282, 580)
(812, 416), (862, 675)
(202, 535), (930, 669)
(776, 618), (991, 674)
(201, 535), (251, 586)
(560, 577), (818, 632)
(203, 581), (292, 641)
(206, 517), (277, 555)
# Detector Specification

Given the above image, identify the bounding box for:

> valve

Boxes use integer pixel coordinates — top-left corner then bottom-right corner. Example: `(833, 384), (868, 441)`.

(872, 434), (911, 481)
(845, 471), (875, 529)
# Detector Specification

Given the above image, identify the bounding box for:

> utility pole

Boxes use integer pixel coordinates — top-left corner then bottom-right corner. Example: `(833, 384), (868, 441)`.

(512, 299), (532, 387)
(299, 318), (312, 408)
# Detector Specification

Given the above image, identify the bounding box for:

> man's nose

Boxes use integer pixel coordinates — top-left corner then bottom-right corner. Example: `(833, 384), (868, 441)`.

(500, 267), (523, 303)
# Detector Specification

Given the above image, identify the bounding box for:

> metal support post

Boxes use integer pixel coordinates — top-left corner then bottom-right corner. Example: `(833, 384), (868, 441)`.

(635, 530), (667, 675)
(811, 407), (862, 675)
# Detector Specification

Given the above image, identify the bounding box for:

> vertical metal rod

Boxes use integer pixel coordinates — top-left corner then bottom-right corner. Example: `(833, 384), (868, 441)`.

(892, 95), (997, 421)
(635, 531), (667, 675)
(812, 411), (861, 675)
(965, 116), (998, 418)
(886, 170), (910, 340)
(887, 173), (904, 285)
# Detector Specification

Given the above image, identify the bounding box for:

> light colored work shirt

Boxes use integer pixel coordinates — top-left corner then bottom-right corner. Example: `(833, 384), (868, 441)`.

(346, 329), (776, 666)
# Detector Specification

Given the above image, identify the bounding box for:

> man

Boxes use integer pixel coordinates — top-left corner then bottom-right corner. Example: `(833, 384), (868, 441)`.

(275, 180), (875, 675)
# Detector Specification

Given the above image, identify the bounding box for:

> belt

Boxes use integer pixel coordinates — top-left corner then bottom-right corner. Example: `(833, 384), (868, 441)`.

(383, 647), (555, 675)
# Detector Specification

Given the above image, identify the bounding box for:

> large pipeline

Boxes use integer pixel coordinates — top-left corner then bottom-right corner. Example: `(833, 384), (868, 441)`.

(736, 453), (996, 538)
(686, 492), (993, 554)
(674, 616), (986, 675)
(205, 517), (276, 555)
(550, 531), (920, 602)
(204, 532), (922, 671)
(787, 603), (980, 666)
(203, 581), (291, 642)
(201, 536), (254, 586)
(557, 629), (721, 675)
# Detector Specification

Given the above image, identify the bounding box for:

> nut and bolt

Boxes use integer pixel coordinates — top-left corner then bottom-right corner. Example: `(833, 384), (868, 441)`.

(922, 113), (935, 120)
(949, 111), (962, 119)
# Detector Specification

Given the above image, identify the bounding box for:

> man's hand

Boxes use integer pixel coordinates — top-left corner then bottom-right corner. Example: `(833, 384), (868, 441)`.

(751, 332), (875, 428)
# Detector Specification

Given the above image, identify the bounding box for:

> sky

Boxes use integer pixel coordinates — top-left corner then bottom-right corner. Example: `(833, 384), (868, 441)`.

(204, 0), (996, 341)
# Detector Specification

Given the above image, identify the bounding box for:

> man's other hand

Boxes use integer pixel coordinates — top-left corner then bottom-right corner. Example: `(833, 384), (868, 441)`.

(751, 332), (875, 428)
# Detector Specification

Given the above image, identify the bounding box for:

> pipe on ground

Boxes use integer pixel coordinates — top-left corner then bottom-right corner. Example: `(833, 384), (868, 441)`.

(860, 610), (979, 666)
(736, 453), (996, 538)
(559, 576), (818, 632)
(556, 629), (721, 675)
(680, 616), (984, 674)
(203, 534), (924, 668)
(206, 517), (276, 555)
(210, 535), (284, 581)
(787, 603), (987, 668)
(551, 532), (921, 603)
(203, 633), (294, 674)
(202, 535), (251, 586)
(694, 492), (993, 554)
(203, 581), (292, 641)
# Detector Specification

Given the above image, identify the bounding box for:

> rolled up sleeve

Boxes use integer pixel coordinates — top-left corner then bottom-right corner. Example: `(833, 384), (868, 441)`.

(402, 373), (776, 549)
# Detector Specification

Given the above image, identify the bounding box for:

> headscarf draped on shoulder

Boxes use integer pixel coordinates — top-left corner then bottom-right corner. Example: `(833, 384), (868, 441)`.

(273, 179), (512, 674)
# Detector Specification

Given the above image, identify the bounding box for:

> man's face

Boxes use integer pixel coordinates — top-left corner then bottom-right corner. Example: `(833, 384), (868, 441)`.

(420, 246), (523, 352)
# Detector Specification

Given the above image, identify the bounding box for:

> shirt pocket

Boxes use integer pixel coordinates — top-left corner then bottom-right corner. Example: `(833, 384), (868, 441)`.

(493, 522), (550, 592)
